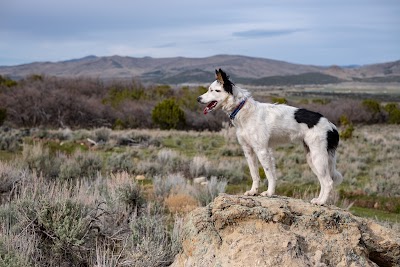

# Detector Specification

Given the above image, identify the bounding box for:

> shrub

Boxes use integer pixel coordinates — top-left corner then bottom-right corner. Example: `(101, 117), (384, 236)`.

(0, 127), (24, 152)
(271, 97), (288, 104)
(153, 173), (187, 199)
(106, 152), (135, 173)
(193, 176), (227, 206)
(0, 75), (17, 87)
(128, 205), (182, 267)
(0, 162), (31, 203)
(94, 127), (111, 143)
(22, 143), (61, 179)
(18, 198), (94, 266)
(312, 98), (330, 105)
(339, 115), (354, 140)
(58, 154), (81, 181)
(189, 156), (211, 178)
(362, 99), (381, 114)
(0, 238), (31, 267)
(118, 181), (146, 214)
(384, 103), (400, 124)
(74, 151), (102, 178)
(152, 98), (186, 130)
(154, 149), (186, 175)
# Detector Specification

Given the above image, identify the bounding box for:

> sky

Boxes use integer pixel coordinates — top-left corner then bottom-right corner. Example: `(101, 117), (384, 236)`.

(0, 0), (399, 66)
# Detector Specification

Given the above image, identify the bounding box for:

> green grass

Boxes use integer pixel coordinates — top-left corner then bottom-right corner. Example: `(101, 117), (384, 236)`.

(350, 206), (400, 224)
(0, 150), (16, 161)
(162, 134), (225, 158)
(46, 140), (88, 155)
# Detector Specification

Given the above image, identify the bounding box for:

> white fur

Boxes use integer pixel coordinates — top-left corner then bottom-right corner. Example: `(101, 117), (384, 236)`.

(198, 78), (343, 205)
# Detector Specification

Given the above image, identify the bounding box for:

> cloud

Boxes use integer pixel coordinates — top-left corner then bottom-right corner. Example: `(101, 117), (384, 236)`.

(154, 42), (177, 48)
(233, 29), (304, 39)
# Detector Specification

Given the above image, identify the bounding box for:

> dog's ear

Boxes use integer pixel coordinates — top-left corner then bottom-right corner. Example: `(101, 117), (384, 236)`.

(215, 69), (224, 84)
(217, 68), (233, 94)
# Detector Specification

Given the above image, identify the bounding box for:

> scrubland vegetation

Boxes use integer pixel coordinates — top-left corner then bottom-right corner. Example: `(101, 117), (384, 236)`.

(0, 75), (399, 266)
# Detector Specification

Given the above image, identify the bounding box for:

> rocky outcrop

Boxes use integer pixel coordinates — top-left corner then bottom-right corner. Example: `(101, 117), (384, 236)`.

(171, 194), (400, 267)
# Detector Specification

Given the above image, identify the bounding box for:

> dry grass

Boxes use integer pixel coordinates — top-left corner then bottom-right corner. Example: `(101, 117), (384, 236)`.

(165, 194), (199, 214)
(0, 123), (399, 266)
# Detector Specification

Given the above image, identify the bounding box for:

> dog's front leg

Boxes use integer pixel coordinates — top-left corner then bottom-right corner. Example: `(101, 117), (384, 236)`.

(256, 148), (276, 197)
(242, 145), (260, 196)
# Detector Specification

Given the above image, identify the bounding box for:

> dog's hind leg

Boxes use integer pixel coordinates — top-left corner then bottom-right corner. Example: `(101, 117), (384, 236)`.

(256, 148), (277, 197)
(308, 148), (333, 205)
(242, 145), (260, 196)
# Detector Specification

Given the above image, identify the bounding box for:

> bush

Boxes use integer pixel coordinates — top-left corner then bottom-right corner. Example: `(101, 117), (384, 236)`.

(153, 173), (187, 199)
(0, 127), (24, 152)
(17, 198), (94, 266)
(76, 151), (102, 177)
(0, 238), (31, 267)
(339, 115), (354, 140)
(385, 103), (400, 124)
(362, 99), (381, 114)
(189, 156), (211, 178)
(193, 176), (227, 206)
(118, 181), (146, 214)
(128, 205), (182, 267)
(22, 143), (61, 179)
(271, 97), (288, 104)
(152, 98), (186, 130)
(106, 152), (135, 173)
(0, 75), (17, 87)
(94, 127), (111, 143)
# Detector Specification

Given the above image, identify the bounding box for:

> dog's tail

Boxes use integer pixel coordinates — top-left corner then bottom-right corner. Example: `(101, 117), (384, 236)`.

(329, 153), (343, 185)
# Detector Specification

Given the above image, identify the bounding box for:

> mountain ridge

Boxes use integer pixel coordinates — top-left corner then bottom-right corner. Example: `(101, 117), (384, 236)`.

(1, 55), (400, 85)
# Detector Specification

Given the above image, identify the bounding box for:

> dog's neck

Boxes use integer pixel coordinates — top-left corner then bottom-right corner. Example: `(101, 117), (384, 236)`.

(221, 85), (252, 122)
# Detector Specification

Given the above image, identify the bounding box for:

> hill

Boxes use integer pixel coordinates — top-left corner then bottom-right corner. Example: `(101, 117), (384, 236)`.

(1, 55), (400, 85)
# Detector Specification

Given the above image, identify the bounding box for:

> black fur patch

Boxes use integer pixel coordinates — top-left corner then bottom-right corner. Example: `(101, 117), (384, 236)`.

(327, 129), (339, 152)
(216, 68), (234, 94)
(294, 108), (323, 128)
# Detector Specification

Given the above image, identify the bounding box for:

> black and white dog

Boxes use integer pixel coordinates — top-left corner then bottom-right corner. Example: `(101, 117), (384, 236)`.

(198, 69), (342, 205)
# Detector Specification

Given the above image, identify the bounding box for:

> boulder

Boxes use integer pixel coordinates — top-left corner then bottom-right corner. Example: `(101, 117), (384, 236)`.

(193, 177), (207, 184)
(171, 194), (400, 267)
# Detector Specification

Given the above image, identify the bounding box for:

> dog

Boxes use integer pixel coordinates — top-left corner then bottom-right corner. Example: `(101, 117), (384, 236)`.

(197, 69), (342, 205)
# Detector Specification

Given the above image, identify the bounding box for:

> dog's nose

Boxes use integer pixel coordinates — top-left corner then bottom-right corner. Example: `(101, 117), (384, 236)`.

(197, 96), (202, 103)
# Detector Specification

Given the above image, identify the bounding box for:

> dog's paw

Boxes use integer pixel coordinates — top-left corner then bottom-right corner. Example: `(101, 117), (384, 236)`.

(310, 198), (325, 205)
(260, 191), (273, 197)
(244, 190), (258, 196)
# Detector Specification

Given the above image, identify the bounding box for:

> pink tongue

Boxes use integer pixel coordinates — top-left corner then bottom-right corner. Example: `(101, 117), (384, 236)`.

(203, 101), (217, 115)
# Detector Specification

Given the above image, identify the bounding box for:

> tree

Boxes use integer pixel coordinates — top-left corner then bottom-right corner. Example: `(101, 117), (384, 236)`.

(152, 98), (186, 130)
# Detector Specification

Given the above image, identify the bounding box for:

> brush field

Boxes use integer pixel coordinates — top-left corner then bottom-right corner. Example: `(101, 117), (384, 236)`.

(1, 76), (400, 266)
(0, 124), (399, 266)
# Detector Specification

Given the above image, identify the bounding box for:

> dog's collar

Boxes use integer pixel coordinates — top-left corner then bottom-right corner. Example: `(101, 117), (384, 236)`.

(229, 98), (247, 120)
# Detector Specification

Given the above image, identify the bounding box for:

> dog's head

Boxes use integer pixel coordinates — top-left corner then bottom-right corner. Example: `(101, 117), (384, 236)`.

(197, 68), (234, 114)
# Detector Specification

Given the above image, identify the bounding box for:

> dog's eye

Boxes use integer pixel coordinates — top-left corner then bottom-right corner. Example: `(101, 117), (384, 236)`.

(215, 90), (221, 92)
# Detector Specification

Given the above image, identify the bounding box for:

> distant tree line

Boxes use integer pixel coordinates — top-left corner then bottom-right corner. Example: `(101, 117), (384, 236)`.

(0, 75), (399, 130)
(0, 75), (226, 130)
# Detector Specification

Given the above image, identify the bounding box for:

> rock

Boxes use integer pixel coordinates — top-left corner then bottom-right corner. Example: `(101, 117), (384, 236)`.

(135, 175), (146, 181)
(193, 177), (207, 184)
(171, 194), (400, 267)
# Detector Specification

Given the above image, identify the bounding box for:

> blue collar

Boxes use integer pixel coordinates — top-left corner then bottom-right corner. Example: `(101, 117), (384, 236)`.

(229, 98), (247, 120)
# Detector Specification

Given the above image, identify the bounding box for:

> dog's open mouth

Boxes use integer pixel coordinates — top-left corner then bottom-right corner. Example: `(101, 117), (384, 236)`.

(203, 101), (218, 114)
